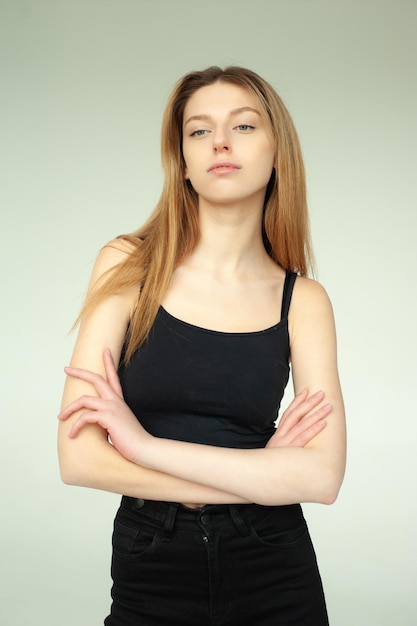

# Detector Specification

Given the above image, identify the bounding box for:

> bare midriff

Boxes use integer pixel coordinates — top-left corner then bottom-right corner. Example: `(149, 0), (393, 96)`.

(181, 502), (207, 509)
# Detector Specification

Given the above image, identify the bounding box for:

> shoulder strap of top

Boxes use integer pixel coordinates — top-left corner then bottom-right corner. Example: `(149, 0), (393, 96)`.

(280, 271), (297, 321)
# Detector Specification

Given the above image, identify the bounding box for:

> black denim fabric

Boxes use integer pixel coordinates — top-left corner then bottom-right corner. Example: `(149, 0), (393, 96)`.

(104, 497), (329, 626)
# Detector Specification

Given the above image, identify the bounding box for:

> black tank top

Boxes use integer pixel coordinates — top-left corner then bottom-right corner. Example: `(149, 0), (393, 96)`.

(118, 271), (297, 449)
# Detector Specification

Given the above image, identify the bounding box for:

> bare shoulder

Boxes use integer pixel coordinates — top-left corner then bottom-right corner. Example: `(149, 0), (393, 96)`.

(69, 237), (142, 370)
(91, 237), (141, 279)
(289, 276), (335, 341)
(292, 275), (333, 312)
(293, 274), (330, 300)
(80, 235), (143, 335)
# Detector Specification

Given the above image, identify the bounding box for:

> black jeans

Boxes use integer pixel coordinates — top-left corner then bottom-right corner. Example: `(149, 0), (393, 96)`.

(104, 497), (329, 625)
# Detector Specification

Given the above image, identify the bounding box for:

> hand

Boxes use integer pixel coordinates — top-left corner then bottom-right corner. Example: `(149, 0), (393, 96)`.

(58, 349), (151, 463)
(266, 389), (331, 449)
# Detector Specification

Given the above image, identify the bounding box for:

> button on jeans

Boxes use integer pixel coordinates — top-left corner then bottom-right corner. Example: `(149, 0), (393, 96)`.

(104, 497), (329, 625)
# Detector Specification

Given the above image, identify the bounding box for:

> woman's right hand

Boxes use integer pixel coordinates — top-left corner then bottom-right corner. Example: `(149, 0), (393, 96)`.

(58, 349), (154, 465)
(266, 389), (331, 449)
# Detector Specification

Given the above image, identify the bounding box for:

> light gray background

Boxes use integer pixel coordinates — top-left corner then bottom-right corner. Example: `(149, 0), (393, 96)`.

(1, 1), (416, 624)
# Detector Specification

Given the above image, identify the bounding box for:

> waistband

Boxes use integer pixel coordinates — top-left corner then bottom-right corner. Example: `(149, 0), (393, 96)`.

(120, 496), (302, 541)
(122, 496), (264, 519)
(121, 497), (265, 540)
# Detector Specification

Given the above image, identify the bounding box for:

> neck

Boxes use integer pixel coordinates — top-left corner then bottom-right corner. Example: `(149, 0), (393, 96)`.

(187, 196), (270, 276)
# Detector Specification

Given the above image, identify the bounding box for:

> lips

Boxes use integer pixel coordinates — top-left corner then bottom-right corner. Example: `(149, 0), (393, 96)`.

(207, 162), (242, 173)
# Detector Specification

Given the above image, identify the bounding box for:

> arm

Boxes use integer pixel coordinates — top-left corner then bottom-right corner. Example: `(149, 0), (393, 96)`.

(60, 276), (345, 506)
(58, 242), (246, 504)
(134, 278), (346, 505)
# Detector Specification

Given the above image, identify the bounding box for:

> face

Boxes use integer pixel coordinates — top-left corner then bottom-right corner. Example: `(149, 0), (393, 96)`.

(182, 82), (275, 209)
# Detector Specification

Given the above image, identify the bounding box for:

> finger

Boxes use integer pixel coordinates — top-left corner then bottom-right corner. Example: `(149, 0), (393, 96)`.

(103, 349), (124, 397)
(279, 389), (321, 422)
(58, 395), (110, 421)
(279, 390), (325, 428)
(286, 403), (332, 444)
(277, 398), (331, 443)
(69, 410), (109, 437)
(280, 389), (308, 418)
(296, 402), (332, 432)
(290, 418), (327, 447)
(64, 366), (117, 399)
(294, 390), (325, 416)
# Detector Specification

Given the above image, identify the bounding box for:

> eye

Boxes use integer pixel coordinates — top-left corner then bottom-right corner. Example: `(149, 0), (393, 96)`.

(235, 124), (255, 132)
(189, 129), (209, 137)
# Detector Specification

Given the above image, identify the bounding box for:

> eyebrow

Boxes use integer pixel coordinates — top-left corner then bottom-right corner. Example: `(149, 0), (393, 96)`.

(183, 106), (261, 127)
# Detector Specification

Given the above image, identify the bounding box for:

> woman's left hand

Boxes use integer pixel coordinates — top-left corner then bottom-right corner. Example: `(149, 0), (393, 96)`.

(58, 349), (151, 464)
(266, 389), (331, 449)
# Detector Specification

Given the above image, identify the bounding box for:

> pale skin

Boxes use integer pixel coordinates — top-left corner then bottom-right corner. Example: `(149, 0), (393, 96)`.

(58, 82), (346, 508)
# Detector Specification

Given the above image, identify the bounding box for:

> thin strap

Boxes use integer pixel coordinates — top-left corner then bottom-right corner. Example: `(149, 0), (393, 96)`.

(280, 271), (297, 321)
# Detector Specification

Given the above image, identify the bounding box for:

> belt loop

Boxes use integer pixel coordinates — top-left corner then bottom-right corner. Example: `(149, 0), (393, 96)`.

(228, 505), (251, 536)
(161, 503), (179, 543)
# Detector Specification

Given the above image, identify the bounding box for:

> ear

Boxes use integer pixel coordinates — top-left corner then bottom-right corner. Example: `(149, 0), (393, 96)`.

(184, 168), (189, 180)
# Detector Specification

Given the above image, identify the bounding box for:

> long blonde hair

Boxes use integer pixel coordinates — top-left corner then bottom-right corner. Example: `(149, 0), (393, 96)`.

(81, 66), (313, 362)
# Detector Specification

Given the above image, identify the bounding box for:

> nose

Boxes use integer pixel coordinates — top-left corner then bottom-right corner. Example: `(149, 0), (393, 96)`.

(213, 128), (231, 153)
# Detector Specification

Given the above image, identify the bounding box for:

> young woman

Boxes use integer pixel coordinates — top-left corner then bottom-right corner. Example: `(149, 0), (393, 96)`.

(58, 66), (346, 625)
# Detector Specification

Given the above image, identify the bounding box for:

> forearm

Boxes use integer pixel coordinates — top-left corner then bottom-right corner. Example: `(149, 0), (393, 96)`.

(58, 426), (247, 504)
(138, 437), (344, 506)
